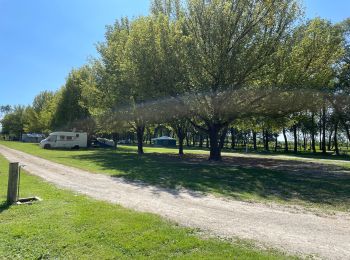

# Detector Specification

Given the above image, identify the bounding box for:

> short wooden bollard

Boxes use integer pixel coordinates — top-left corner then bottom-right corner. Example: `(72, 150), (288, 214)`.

(7, 162), (19, 204)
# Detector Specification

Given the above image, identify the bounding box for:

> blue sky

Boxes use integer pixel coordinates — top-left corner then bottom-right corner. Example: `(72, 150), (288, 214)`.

(0, 0), (349, 107)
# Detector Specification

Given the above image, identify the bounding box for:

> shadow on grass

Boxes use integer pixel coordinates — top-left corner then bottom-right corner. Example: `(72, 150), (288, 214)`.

(72, 149), (350, 210)
(220, 148), (350, 162)
(0, 201), (10, 214)
(267, 151), (350, 162)
(123, 144), (350, 162)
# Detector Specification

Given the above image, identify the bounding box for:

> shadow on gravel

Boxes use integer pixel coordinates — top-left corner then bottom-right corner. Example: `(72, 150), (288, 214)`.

(72, 149), (350, 210)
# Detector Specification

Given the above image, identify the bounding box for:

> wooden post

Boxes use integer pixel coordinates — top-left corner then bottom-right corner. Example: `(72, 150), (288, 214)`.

(7, 162), (19, 204)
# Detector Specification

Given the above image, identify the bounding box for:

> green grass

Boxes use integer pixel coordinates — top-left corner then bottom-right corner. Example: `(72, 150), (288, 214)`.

(115, 144), (350, 169)
(0, 155), (292, 259)
(1, 141), (350, 212)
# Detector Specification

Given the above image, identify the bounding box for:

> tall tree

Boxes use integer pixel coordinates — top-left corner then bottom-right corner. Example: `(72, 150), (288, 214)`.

(51, 67), (91, 131)
(181, 0), (299, 160)
(330, 20), (350, 142)
(1, 106), (26, 138)
(93, 13), (186, 155)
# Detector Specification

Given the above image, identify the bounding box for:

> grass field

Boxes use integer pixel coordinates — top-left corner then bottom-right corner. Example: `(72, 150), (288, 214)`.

(1, 141), (350, 212)
(0, 155), (293, 259)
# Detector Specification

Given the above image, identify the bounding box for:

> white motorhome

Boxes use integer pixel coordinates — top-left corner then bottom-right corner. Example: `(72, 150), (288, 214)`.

(40, 132), (87, 149)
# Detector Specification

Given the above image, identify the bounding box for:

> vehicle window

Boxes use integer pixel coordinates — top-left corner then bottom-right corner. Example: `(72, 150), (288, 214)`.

(48, 135), (57, 142)
(59, 135), (65, 140)
(76, 134), (79, 137)
(67, 136), (73, 141)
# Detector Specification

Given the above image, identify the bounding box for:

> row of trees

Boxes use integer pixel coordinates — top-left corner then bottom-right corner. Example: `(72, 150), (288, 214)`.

(1, 0), (350, 160)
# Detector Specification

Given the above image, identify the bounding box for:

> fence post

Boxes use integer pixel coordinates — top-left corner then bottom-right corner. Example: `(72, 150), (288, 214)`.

(7, 162), (19, 204)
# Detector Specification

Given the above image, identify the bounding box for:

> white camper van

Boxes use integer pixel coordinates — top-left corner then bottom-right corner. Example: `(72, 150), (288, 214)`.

(40, 132), (87, 149)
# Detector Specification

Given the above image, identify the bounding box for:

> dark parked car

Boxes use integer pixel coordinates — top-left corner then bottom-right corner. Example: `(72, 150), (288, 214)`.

(91, 138), (116, 149)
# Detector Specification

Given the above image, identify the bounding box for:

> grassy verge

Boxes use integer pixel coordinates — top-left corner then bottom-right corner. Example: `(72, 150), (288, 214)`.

(0, 155), (291, 259)
(1, 141), (350, 212)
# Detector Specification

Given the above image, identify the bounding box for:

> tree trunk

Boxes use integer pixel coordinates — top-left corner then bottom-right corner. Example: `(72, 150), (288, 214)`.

(208, 124), (223, 161)
(328, 99), (350, 144)
(224, 133), (229, 149)
(328, 130), (333, 151)
(171, 122), (186, 155)
(311, 134), (316, 153)
(111, 132), (118, 149)
(136, 125), (145, 155)
(178, 135), (184, 155)
(346, 126), (350, 144)
(185, 134), (190, 147)
(319, 111), (322, 151)
(130, 132), (135, 144)
(253, 131), (257, 151)
(177, 127), (185, 155)
(148, 128), (152, 144)
(334, 120), (339, 156)
(311, 113), (316, 153)
(199, 134), (203, 148)
(322, 105), (327, 154)
(262, 130), (265, 150)
(337, 114), (350, 143)
(264, 129), (269, 151)
(219, 127), (228, 151)
(274, 136), (278, 152)
(206, 136), (209, 148)
(153, 128), (158, 139)
(283, 128), (288, 153)
(230, 128), (236, 149)
(293, 125), (298, 154)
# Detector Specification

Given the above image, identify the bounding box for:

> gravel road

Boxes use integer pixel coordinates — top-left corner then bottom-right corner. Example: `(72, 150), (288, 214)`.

(1, 145), (349, 259)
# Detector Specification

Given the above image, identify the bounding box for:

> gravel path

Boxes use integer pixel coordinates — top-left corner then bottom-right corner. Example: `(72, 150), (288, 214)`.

(1, 145), (349, 259)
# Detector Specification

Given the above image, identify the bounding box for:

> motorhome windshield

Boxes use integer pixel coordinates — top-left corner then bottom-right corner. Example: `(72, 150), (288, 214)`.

(48, 135), (57, 142)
